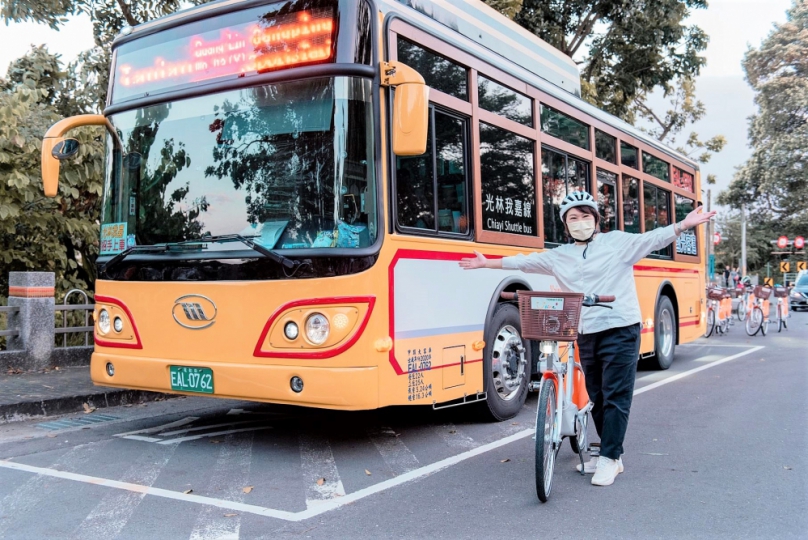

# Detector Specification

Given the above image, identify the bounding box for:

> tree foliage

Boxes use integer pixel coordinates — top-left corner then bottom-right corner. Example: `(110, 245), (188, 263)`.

(0, 47), (103, 297)
(718, 0), (808, 239)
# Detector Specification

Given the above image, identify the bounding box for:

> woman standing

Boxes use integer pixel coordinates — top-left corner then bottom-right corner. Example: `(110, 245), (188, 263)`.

(459, 191), (715, 487)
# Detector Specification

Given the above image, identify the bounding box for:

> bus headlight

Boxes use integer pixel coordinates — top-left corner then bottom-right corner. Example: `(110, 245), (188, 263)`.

(305, 313), (330, 345)
(284, 321), (299, 340)
(98, 309), (111, 334)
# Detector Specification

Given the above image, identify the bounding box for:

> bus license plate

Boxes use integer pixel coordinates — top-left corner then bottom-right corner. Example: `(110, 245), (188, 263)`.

(170, 366), (214, 394)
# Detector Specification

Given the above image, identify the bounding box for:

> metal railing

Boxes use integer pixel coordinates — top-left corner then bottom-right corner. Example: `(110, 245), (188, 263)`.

(54, 289), (94, 348)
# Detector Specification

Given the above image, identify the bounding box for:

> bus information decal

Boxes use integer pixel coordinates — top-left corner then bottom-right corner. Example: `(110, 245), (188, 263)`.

(100, 222), (128, 255)
(113, 5), (335, 101)
(406, 348), (433, 401)
(676, 230), (698, 256)
(531, 297), (564, 311)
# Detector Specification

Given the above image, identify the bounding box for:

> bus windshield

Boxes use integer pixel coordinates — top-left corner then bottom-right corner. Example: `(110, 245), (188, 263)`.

(101, 76), (376, 254)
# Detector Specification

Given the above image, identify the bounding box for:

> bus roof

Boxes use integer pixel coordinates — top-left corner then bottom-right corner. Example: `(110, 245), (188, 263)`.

(379, 0), (700, 170)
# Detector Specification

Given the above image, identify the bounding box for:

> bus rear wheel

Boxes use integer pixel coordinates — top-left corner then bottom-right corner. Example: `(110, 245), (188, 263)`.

(647, 296), (676, 370)
(479, 303), (529, 421)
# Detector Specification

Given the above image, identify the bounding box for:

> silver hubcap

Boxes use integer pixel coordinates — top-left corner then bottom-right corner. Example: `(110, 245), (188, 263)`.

(660, 308), (674, 357)
(491, 325), (527, 401)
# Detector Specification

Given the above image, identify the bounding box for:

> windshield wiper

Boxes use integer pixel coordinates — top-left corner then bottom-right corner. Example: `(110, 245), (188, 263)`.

(177, 234), (300, 270)
(100, 244), (173, 275)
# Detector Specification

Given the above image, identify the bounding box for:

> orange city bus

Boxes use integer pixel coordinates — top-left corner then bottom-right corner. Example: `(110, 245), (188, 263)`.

(40, 0), (705, 420)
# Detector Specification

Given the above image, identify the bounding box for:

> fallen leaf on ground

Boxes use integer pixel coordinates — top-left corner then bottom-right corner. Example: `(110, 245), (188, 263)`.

(242, 486), (253, 494)
(224, 513), (238, 517)
(365, 469), (371, 476)
(82, 403), (96, 413)
(500, 458), (510, 463)
(46, 434), (57, 438)
(784, 466), (792, 470)
(510, 422), (519, 425)
(210, 440), (221, 444)
(448, 430), (457, 434)
(43, 385), (53, 389)
(183, 489), (193, 494)
(316, 478), (325, 486)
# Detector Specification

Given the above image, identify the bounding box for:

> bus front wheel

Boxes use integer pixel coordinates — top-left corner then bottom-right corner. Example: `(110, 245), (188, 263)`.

(647, 296), (676, 370)
(479, 303), (530, 421)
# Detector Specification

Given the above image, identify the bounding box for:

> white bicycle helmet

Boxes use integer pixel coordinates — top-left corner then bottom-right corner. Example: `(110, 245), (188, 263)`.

(559, 190), (598, 221)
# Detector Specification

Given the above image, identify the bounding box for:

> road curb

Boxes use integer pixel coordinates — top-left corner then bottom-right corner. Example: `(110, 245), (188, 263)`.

(0, 389), (175, 424)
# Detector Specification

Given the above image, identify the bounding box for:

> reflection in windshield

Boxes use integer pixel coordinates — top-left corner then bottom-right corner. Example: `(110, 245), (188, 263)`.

(102, 77), (376, 251)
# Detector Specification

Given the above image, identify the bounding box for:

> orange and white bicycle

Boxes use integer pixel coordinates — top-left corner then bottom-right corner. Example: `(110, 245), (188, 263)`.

(745, 285), (772, 336)
(501, 290), (614, 502)
(771, 285), (790, 332)
(704, 286), (733, 337)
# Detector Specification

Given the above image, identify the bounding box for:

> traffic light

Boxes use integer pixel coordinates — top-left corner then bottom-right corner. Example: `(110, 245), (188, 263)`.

(780, 261), (790, 273)
(798, 261), (807, 272)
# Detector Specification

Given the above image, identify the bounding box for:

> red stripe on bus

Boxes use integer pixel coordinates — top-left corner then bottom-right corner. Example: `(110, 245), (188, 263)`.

(641, 319), (700, 334)
(94, 295), (143, 349)
(633, 265), (700, 274)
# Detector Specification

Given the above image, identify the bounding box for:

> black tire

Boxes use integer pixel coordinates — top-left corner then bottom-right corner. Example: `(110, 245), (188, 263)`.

(778, 305), (786, 332)
(568, 410), (588, 455)
(535, 381), (557, 502)
(704, 308), (715, 338)
(760, 310), (768, 336)
(478, 303), (530, 421)
(647, 296), (677, 370)
(737, 299), (746, 322)
(746, 307), (763, 336)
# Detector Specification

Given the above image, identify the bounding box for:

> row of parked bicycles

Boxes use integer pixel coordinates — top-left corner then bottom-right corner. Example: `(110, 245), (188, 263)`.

(704, 284), (790, 337)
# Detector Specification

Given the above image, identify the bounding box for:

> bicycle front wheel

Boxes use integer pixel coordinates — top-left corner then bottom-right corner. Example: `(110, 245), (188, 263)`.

(745, 307), (763, 336)
(737, 300), (746, 321)
(535, 380), (557, 503)
(705, 308), (715, 338)
(778, 305), (784, 333)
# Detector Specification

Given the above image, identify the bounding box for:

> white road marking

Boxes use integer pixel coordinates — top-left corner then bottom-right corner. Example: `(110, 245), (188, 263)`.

(0, 345), (764, 523)
(299, 432), (346, 508)
(159, 420), (262, 437)
(368, 427), (420, 476)
(157, 427), (272, 445)
(120, 435), (163, 443)
(189, 432), (254, 540)
(433, 424), (477, 450)
(633, 346), (764, 396)
(0, 440), (113, 536)
(72, 443), (177, 539)
(114, 417), (199, 438)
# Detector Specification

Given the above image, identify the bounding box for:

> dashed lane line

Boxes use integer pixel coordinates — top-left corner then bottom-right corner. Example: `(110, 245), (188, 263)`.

(0, 345), (764, 523)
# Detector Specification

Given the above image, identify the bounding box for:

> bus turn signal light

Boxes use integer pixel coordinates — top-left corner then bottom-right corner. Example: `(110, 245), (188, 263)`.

(472, 340), (486, 351)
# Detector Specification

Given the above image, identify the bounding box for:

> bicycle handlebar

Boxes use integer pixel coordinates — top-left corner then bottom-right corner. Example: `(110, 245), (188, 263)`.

(500, 292), (518, 301)
(498, 291), (616, 306)
(594, 295), (615, 303)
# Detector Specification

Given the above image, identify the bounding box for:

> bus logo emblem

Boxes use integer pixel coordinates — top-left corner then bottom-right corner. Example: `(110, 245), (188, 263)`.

(172, 295), (217, 330)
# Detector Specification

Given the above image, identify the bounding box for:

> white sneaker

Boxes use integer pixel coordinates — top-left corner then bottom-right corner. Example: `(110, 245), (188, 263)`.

(577, 456), (623, 474)
(591, 456), (622, 486)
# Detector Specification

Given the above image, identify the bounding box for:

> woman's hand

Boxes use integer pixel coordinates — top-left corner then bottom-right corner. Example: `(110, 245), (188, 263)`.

(681, 206), (717, 231)
(459, 250), (488, 270)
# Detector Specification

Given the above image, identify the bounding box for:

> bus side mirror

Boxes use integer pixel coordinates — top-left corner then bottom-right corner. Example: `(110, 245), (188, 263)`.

(381, 61), (429, 156)
(51, 138), (80, 160)
(41, 114), (109, 197)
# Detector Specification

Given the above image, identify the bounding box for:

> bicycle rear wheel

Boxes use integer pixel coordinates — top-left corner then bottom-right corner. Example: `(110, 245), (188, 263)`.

(737, 299), (746, 322)
(777, 305), (784, 333)
(745, 307), (763, 336)
(761, 312), (769, 336)
(535, 380), (557, 503)
(704, 309), (715, 338)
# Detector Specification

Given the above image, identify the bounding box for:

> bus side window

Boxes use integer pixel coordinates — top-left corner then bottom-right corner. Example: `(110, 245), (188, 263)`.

(396, 108), (470, 236)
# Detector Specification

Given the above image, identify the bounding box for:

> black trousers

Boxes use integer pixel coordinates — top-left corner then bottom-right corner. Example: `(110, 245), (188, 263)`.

(577, 323), (641, 460)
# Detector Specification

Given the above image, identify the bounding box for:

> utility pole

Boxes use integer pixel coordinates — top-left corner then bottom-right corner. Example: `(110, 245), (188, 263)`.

(741, 204), (747, 277)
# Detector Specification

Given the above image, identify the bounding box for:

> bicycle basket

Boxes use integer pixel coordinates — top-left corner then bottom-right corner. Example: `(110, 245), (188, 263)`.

(707, 287), (726, 301)
(753, 285), (772, 300)
(774, 286), (788, 298)
(516, 291), (584, 342)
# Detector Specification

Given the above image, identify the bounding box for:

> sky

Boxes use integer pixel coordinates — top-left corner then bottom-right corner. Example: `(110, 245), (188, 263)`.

(0, 0), (794, 201)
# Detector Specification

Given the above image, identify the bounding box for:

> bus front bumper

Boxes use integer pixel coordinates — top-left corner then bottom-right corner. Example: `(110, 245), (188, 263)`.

(91, 352), (379, 410)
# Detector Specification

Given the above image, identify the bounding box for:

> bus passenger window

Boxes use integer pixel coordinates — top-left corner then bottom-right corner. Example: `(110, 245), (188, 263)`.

(621, 142), (638, 169)
(644, 183), (672, 258)
(396, 109), (470, 235)
(542, 147), (590, 244)
(622, 175), (640, 233)
(396, 38), (468, 101)
(596, 169), (618, 232)
(478, 75), (532, 126)
(643, 152), (670, 182)
(595, 130), (616, 163)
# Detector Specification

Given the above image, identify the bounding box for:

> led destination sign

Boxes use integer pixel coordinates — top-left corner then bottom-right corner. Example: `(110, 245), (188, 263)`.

(112, 3), (336, 102)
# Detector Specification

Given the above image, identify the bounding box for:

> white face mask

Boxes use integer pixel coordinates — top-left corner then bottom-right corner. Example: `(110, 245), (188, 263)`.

(568, 220), (596, 241)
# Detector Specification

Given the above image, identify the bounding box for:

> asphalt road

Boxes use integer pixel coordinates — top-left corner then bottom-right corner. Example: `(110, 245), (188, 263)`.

(1, 312), (806, 539)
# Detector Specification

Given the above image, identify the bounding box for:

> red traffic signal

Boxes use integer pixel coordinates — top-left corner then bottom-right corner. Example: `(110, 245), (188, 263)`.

(796, 236), (805, 250)
(777, 236), (788, 249)
(713, 232), (721, 245)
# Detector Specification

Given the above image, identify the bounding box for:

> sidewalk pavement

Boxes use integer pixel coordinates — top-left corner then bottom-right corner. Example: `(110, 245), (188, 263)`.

(1, 366), (171, 423)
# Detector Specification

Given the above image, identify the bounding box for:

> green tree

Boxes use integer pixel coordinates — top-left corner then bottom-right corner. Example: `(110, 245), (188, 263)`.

(0, 47), (104, 297)
(714, 211), (773, 274)
(718, 0), (808, 239)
